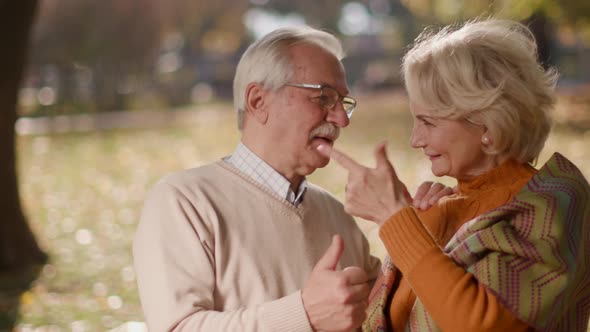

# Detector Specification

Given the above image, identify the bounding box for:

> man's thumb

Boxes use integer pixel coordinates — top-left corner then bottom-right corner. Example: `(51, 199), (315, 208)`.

(315, 234), (344, 271)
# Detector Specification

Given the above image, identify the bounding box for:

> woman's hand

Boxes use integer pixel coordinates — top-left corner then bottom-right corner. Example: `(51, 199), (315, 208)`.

(317, 141), (410, 225)
(413, 181), (455, 210)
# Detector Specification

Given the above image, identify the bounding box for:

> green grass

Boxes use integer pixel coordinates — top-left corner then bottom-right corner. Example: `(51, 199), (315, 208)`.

(10, 91), (590, 330)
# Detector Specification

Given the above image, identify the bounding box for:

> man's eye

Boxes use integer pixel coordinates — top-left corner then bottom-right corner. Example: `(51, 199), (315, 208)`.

(318, 95), (333, 104)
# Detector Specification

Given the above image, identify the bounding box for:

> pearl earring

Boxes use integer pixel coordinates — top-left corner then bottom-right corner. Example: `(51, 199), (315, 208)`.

(482, 136), (490, 145)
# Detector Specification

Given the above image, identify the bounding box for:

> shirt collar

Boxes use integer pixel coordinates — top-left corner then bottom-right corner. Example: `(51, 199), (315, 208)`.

(225, 142), (308, 206)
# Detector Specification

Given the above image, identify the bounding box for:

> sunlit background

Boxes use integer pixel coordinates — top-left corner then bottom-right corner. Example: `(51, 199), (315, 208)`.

(3, 0), (590, 331)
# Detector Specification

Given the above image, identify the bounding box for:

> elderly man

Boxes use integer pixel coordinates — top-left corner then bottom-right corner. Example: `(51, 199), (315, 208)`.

(134, 26), (448, 332)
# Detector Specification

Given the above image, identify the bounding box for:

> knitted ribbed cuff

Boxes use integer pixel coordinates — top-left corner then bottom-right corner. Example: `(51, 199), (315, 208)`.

(379, 207), (439, 275)
(260, 290), (313, 332)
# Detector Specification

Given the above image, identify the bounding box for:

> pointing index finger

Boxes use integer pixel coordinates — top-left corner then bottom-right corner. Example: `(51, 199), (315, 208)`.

(317, 144), (364, 172)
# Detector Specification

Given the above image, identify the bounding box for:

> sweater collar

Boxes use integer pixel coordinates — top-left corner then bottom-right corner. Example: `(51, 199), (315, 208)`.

(457, 159), (535, 195)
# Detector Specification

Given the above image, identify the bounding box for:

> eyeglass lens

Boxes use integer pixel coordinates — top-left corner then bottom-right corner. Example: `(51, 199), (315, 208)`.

(320, 86), (355, 116)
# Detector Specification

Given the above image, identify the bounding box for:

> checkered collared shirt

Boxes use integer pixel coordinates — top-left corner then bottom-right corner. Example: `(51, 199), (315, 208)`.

(225, 142), (308, 206)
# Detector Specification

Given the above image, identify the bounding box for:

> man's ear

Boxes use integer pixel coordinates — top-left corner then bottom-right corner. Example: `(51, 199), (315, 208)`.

(244, 82), (269, 124)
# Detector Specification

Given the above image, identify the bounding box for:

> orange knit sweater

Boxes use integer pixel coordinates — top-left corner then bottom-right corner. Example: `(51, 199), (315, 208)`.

(380, 159), (537, 331)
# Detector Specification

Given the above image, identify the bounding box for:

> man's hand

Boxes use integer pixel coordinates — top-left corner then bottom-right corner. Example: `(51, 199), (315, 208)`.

(413, 181), (455, 210)
(317, 141), (410, 225)
(302, 235), (370, 332)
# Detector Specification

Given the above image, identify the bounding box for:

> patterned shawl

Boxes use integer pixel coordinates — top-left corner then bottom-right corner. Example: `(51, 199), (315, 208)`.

(363, 153), (590, 332)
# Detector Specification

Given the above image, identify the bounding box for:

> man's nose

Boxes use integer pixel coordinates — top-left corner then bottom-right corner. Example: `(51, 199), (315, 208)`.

(326, 102), (350, 128)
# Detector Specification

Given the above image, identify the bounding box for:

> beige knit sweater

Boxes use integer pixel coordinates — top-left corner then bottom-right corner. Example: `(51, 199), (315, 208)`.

(133, 160), (381, 332)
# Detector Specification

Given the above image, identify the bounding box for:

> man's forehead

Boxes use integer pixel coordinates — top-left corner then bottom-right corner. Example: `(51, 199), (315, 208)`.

(289, 45), (348, 92)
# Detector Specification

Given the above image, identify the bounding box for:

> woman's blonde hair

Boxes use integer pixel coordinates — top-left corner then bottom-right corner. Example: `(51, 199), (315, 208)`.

(402, 18), (558, 163)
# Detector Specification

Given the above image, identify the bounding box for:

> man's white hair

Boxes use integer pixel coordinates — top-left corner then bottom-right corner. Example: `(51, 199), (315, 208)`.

(233, 26), (344, 130)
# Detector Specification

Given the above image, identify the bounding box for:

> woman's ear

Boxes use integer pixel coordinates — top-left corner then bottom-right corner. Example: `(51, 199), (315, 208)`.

(244, 82), (269, 125)
(481, 126), (492, 146)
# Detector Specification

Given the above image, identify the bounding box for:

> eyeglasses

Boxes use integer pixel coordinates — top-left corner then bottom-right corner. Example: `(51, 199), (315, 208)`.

(285, 83), (357, 118)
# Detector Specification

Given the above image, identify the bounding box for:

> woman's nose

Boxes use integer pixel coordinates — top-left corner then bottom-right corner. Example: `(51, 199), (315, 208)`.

(410, 124), (425, 148)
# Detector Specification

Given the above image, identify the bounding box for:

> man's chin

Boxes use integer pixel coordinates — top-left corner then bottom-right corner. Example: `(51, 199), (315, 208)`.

(316, 157), (330, 168)
(314, 150), (331, 166)
(302, 155), (330, 175)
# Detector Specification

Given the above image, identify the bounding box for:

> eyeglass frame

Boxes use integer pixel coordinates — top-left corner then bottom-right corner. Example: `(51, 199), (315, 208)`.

(284, 83), (357, 118)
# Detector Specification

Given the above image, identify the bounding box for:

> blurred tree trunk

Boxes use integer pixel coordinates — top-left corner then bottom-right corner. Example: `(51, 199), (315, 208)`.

(525, 11), (554, 69)
(0, 0), (47, 271)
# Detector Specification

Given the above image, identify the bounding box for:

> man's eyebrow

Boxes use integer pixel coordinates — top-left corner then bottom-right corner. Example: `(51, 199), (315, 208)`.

(317, 82), (335, 89)
(320, 83), (349, 96)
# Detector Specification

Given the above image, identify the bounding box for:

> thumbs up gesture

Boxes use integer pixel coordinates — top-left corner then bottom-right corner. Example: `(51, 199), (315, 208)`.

(302, 235), (370, 332)
(317, 141), (410, 225)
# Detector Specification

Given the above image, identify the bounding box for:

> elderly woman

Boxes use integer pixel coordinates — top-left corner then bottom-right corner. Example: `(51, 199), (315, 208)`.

(318, 19), (590, 332)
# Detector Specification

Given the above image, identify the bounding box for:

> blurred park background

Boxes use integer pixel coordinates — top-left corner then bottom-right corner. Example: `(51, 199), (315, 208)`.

(1, 0), (590, 331)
